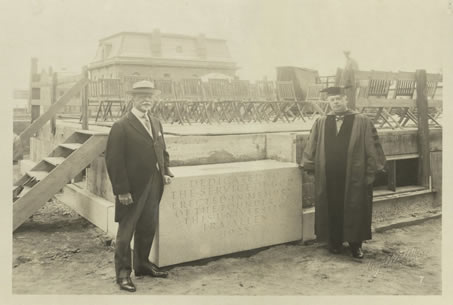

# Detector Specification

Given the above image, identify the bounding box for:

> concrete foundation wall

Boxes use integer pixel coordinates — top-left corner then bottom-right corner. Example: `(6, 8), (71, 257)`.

(430, 151), (442, 206)
(373, 192), (437, 224)
(295, 129), (442, 164)
(28, 122), (442, 213)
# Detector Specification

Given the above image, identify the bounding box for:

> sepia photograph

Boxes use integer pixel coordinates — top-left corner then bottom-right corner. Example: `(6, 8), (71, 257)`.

(3, 0), (453, 303)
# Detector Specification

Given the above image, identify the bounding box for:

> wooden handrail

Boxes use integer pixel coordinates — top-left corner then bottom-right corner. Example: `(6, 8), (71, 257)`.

(356, 97), (442, 108)
(354, 70), (442, 82)
(18, 77), (88, 144)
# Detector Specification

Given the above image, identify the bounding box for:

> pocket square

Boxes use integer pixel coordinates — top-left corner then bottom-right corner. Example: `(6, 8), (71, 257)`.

(158, 131), (162, 136)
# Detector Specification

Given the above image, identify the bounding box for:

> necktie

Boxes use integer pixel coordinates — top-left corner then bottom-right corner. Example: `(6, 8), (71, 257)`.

(143, 113), (151, 132)
(335, 115), (344, 135)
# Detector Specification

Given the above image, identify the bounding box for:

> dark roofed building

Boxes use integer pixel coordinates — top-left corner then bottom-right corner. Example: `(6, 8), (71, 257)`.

(88, 29), (238, 80)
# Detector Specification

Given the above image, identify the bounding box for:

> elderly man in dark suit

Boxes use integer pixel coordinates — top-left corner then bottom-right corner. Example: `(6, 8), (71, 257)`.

(105, 80), (174, 292)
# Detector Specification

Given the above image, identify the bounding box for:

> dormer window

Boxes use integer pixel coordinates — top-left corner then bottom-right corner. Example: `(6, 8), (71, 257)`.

(102, 43), (112, 59)
(176, 46), (183, 53)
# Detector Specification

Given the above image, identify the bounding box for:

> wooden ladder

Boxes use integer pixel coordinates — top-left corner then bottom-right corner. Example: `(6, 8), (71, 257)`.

(13, 130), (108, 231)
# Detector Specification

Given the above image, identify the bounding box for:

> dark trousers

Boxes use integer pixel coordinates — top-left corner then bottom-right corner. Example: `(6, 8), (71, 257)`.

(114, 173), (163, 280)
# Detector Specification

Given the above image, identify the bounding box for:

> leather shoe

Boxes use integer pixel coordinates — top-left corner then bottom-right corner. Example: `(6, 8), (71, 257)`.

(351, 247), (364, 259)
(117, 277), (136, 292)
(135, 263), (168, 278)
(328, 243), (342, 254)
(329, 246), (341, 254)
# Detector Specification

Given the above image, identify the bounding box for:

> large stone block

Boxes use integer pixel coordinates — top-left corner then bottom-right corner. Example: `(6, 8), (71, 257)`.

(166, 134), (266, 166)
(430, 151), (442, 206)
(150, 160), (303, 267)
(302, 207), (315, 241)
(86, 156), (115, 202)
(106, 205), (118, 238)
(266, 133), (297, 162)
(55, 184), (113, 232)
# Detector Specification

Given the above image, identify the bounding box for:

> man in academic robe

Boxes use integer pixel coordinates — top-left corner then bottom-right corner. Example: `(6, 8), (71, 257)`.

(301, 86), (385, 258)
(105, 80), (174, 292)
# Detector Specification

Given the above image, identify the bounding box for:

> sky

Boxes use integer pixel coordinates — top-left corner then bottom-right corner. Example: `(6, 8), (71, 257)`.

(0, 0), (451, 102)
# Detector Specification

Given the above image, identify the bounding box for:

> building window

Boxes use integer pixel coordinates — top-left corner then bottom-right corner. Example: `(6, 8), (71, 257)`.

(163, 73), (171, 78)
(31, 88), (40, 99)
(176, 46), (183, 53)
(102, 44), (112, 59)
(132, 72), (140, 76)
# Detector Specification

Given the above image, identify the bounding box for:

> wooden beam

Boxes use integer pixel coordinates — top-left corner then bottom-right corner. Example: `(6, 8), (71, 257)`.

(356, 97), (442, 108)
(81, 67), (89, 130)
(13, 134), (108, 231)
(50, 71), (57, 135)
(355, 70), (404, 81)
(354, 70), (441, 82)
(345, 68), (356, 110)
(415, 70), (431, 187)
(18, 77), (88, 143)
(334, 68), (343, 86)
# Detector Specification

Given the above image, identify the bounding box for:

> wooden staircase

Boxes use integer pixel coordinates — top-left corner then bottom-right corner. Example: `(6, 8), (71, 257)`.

(13, 130), (108, 231)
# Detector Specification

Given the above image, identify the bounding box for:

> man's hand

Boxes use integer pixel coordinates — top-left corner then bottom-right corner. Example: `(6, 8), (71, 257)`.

(164, 175), (173, 185)
(305, 169), (314, 176)
(299, 164), (314, 175)
(118, 193), (133, 205)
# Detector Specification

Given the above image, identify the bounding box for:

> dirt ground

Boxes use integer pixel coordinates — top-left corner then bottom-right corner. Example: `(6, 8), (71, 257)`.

(12, 196), (441, 295)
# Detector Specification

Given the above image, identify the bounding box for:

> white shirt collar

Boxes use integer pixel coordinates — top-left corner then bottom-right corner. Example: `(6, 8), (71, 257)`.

(131, 107), (148, 119)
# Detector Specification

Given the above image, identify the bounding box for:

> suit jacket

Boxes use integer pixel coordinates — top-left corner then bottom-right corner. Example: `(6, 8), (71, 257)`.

(105, 111), (173, 222)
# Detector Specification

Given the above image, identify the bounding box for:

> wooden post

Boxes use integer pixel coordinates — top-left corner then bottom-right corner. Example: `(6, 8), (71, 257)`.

(345, 68), (356, 110)
(81, 67), (89, 130)
(31, 105), (40, 123)
(415, 69), (430, 187)
(387, 160), (396, 192)
(19, 77), (88, 142)
(334, 68), (343, 86)
(50, 71), (57, 135)
(28, 58), (38, 118)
